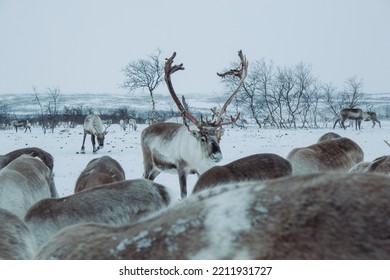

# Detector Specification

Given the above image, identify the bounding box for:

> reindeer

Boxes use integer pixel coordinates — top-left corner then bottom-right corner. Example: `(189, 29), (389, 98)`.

(128, 118), (137, 131)
(333, 108), (380, 130)
(141, 50), (248, 198)
(317, 132), (341, 143)
(25, 179), (170, 248)
(287, 137), (364, 175)
(0, 147), (54, 172)
(81, 114), (109, 154)
(192, 153), (292, 194)
(0, 154), (56, 219)
(365, 111), (381, 128)
(119, 119), (127, 131)
(36, 172), (390, 260)
(0, 209), (37, 260)
(10, 120), (31, 132)
(350, 155), (390, 175)
(74, 155), (126, 193)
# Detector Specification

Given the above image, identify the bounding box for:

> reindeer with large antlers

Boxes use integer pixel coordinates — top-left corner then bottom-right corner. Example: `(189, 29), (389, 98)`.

(141, 51), (248, 199)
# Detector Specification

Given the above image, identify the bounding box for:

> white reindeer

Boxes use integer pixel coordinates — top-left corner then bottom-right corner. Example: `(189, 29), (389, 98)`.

(0, 154), (56, 219)
(0, 209), (37, 260)
(119, 119), (126, 131)
(74, 155), (126, 193)
(81, 114), (109, 154)
(287, 137), (364, 175)
(25, 179), (170, 248)
(128, 118), (137, 131)
(192, 153), (292, 194)
(141, 51), (248, 198)
(36, 172), (390, 260)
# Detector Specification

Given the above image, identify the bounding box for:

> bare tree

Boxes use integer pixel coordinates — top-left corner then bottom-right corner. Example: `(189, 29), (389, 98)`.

(342, 76), (365, 109)
(122, 49), (164, 123)
(33, 87), (61, 133)
(47, 87), (60, 132)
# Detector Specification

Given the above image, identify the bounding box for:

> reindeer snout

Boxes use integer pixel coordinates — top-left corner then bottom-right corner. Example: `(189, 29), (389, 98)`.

(211, 152), (222, 162)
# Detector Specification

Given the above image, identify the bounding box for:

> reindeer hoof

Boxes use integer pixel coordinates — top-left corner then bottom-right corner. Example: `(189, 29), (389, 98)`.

(80, 151), (85, 154)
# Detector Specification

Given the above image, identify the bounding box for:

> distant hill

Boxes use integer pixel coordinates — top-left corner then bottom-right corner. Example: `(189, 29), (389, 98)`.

(0, 92), (223, 116)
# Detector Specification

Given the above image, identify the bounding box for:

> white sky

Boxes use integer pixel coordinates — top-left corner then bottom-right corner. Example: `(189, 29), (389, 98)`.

(0, 0), (389, 95)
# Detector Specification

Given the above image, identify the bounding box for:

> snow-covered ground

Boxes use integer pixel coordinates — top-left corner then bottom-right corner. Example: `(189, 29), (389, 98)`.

(1, 120), (388, 202)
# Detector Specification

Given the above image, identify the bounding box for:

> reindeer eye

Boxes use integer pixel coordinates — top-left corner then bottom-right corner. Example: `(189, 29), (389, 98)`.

(201, 136), (207, 143)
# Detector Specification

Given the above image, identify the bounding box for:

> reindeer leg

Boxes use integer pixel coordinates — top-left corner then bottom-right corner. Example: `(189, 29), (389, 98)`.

(91, 135), (97, 153)
(178, 169), (188, 199)
(357, 120), (361, 130)
(341, 119), (347, 130)
(81, 133), (87, 154)
(333, 119), (340, 129)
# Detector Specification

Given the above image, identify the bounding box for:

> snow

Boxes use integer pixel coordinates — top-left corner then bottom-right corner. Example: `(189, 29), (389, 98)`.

(1, 121), (389, 202)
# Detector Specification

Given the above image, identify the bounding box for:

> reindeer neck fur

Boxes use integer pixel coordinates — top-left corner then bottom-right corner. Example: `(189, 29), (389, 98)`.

(143, 123), (220, 175)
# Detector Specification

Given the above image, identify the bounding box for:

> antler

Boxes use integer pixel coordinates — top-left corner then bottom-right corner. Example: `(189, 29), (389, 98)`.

(164, 50), (248, 135)
(213, 50), (248, 125)
(164, 52), (202, 129)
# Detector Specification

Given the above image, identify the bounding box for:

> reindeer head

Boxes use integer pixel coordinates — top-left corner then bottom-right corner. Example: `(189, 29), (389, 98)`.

(164, 50), (248, 150)
(96, 125), (109, 150)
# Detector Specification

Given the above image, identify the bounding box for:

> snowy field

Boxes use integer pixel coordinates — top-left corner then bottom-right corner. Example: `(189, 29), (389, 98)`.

(1, 120), (389, 202)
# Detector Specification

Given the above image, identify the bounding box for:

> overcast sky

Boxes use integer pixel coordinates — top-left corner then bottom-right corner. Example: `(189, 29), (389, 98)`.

(0, 0), (389, 96)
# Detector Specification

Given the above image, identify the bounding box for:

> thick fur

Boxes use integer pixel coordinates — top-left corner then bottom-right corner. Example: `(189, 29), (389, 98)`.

(25, 179), (170, 248)
(36, 172), (390, 260)
(0, 147), (54, 172)
(0, 147), (56, 197)
(0, 208), (37, 260)
(141, 122), (222, 198)
(317, 132), (341, 143)
(287, 137), (364, 175)
(0, 154), (55, 219)
(74, 155), (126, 193)
(192, 153), (292, 194)
(350, 156), (390, 175)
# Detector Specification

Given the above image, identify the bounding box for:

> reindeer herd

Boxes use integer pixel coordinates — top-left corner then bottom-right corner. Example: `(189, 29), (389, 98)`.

(1, 51), (389, 260)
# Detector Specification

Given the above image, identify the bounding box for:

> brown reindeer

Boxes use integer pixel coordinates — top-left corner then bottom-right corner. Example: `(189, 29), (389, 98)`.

(333, 108), (381, 130)
(287, 137), (364, 175)
(81, 114), (109, 154)
(10, 120), (31, 132)
(0, 209), (37, 260)
(25, 179), (170, 248)
(36, 172), (390, 260)
(0, 147), (57, 197)
(0, 154), (56, 219)
(192, 153), (292, 194)
(317, 132), (341, 143)
(74, 155), (126, 193)
(350, 155), (390, 175)
(142, 50), (248, 198)
(0, 147), (54, 171)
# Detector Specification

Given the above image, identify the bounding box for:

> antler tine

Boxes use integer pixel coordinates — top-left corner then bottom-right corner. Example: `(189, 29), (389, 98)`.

(214, 50), (248, 125)
(218, 113), (241, 126)
(164, 52), (201, 129)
